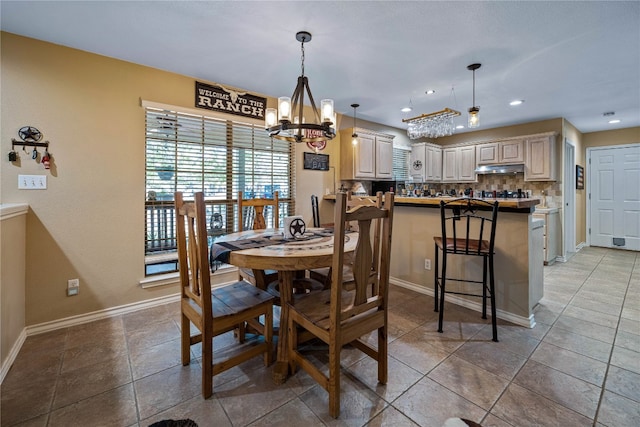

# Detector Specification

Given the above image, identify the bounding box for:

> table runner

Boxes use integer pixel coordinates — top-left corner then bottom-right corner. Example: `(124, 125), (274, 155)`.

(209, 228), (335, 270)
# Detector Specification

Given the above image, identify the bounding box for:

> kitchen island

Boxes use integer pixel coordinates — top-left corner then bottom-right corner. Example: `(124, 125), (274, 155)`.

(324, 195), (543, 327)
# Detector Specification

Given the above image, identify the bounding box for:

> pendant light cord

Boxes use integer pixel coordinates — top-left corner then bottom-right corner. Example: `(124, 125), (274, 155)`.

(300, 37), (306, 77)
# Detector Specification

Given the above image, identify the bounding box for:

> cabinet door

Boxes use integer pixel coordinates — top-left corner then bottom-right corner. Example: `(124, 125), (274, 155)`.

(410, 143), (426, 180)
(458, 146), (477, 182)
(427, 146), (442, 181)
(376, 136), (394, 179)
(525, 136), (555, 181)
(476, 143), (499, 165)
(354, 133), (376, 178)
(441, 148), (458, 182)
(500, 139), (524, 163)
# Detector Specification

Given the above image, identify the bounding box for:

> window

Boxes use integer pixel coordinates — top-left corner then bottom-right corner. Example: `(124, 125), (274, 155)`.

(144, 104), (295, 275)
(392, 146), (410, 181)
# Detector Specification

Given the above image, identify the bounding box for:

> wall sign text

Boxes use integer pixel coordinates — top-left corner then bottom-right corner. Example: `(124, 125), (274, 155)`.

(195, 81), (266, 120)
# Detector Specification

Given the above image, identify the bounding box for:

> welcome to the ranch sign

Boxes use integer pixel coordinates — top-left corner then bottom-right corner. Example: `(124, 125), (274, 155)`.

(195, 81), (266, 120)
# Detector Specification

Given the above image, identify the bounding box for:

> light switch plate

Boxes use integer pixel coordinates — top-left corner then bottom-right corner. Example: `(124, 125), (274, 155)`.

(18, 175), (47, 190)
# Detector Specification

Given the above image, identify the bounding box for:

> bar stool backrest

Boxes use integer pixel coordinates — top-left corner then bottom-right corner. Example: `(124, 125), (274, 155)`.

(439, 198), (499, 256)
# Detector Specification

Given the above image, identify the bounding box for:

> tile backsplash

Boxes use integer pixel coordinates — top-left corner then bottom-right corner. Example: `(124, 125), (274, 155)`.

(341, 175), (561, 206)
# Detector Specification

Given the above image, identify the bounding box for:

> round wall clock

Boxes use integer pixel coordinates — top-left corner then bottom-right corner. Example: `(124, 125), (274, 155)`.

(412, 160), (423, 170)
(306, 140), (327, 151)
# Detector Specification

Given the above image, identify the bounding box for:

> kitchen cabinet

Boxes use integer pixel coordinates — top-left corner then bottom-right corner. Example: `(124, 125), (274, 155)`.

(340, 128), (394, 180)
(410, 143), (442, 182)
(442, 145), (476, 182)
(533, 208), (559, 264)
(476, 139), (524, 165)
(410, 143), (426, 180)
(525, 134), (556, 181)
(426, 145), (442, 181)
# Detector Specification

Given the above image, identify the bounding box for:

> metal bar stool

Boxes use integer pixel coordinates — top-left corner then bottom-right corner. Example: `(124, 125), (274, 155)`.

(434, 197), (499, 342)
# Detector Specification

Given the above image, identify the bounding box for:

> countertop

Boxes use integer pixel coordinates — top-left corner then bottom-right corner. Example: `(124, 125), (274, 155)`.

(323, 194), (540, 210)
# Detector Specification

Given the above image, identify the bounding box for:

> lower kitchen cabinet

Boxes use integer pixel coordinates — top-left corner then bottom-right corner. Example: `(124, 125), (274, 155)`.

(533, 208), (559, 264)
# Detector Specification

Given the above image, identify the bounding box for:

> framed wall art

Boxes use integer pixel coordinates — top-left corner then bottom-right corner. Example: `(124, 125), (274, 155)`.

(576, 165), (584, 189)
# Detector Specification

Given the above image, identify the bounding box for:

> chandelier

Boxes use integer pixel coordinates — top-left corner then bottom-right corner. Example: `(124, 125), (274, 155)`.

(265, 31), (335, 143)
(402, 107), (461, 139)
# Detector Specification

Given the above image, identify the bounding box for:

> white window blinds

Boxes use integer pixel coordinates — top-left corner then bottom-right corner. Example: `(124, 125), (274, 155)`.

(392, 146), (410, 181)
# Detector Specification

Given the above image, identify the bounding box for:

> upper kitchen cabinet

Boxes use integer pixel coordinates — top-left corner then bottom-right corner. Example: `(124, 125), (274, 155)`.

(426, 145), (443, 182)
(476, 139), (524, 165)
(341, 128), (394, 180)
(410, 143), (442, 182)
(442, 145), (476, 183)
(525, 133), (556, 181)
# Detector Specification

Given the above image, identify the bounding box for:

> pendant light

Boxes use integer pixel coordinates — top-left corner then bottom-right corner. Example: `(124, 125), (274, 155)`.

(351, 103), (360, 145)
(265, 31), (335, 143)
(467, 63), (481, 128)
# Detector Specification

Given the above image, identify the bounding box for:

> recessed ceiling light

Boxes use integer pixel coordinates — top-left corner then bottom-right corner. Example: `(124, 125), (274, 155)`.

(401, 106), (413, 113)
(426, 89), (436, 95)
(509, 100), (524, 106)
(609, 119), (621, 124)
(456, 125), (465, 129)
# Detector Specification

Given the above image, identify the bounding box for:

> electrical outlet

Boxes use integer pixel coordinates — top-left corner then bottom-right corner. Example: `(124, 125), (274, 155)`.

(67, 278), (79, 296)
(18, 174), (47, 190)
(424, 258), (431, 270)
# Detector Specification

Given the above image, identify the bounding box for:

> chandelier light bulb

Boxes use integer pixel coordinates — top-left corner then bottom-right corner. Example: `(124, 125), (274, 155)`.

(265, 108), (278, 127)
(321, 99), (334, 123)
(278, 97), (291, 121)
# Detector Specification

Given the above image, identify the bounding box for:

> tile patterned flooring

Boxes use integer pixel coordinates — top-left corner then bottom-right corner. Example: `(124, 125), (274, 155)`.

(2, 247), (639, 426)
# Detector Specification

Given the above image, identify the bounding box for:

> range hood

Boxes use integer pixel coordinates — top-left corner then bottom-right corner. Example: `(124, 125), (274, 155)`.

(474, 164), (525, 174)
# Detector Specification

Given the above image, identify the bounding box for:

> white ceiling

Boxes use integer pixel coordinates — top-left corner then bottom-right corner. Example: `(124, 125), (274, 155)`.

(2, 1), (639, 135)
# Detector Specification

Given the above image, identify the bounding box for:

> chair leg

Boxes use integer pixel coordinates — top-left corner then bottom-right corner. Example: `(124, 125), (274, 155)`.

(181, 313), (191, 366)
(489, 254), (499, 342)
(481, 256), (488, 319)
(434, 243), (439, 312)
(287, 314), (298, 375)
(202, 330), (213, 399)
(437, 253), (447, 334)
(328, 344), (341, 418)
(264, 304), (274, 366)
(378, 324), (388, 385)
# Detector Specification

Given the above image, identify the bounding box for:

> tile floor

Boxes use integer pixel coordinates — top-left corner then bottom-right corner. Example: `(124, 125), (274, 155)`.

(2, 247), (639, 426)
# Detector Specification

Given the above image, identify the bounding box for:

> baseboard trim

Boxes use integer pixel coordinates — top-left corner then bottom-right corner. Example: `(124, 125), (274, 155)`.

(390, 277), (536, 328)
(26, 293), (182, 337)
(0, 328), (27, 384)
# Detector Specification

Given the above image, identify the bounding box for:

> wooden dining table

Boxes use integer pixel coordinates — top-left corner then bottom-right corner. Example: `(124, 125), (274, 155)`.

(213, 227), (358, 383)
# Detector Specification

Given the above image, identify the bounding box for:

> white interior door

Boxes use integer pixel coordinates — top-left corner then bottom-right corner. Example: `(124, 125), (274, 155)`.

(589, 144), (640, 251)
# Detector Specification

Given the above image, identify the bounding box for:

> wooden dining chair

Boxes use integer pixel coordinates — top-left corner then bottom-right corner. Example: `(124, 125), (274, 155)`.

(309, 191), (383, 290)
(175, 191), (275, 398)
(287, 191), (395, 418)
(311, 194), (334, 228)
(237, 190), (279, 290)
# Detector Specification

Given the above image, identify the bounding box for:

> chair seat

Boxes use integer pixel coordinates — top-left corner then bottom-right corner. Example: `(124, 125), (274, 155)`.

(434, 236), (491, 254)
(212, 281), (275, 318)
(266, 277), (325, 301)
(289, 288), (361, 330)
